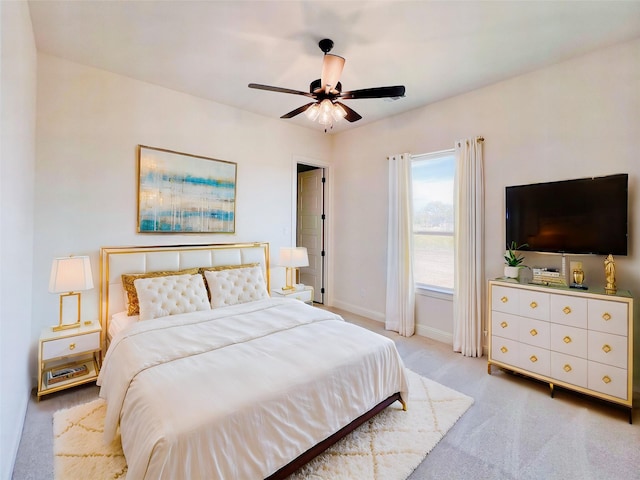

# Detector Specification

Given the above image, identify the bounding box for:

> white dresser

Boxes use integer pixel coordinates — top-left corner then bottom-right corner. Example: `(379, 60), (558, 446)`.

(488, 280), (634, 422)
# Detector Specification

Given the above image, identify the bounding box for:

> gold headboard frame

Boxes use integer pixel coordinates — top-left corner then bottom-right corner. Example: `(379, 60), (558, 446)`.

(99, 242), (270, 354)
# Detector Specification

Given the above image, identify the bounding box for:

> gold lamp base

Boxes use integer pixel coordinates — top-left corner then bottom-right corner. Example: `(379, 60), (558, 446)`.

(53, 321), (81, 332)
(282, 267), (299, 291)
(53, 291), (82, 331)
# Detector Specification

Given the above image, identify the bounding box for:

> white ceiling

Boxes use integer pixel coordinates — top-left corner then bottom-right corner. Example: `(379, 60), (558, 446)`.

(28, 1), (640, 134)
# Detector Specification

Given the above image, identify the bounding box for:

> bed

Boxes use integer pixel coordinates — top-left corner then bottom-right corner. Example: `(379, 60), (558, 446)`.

(97, 243), (408, 479)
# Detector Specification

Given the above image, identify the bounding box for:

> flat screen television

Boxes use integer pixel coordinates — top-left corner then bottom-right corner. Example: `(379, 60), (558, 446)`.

(505, 174), (628, 256)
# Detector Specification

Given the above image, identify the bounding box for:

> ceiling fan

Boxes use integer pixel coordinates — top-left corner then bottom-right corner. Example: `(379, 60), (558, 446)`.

(248, 39), (406, 131)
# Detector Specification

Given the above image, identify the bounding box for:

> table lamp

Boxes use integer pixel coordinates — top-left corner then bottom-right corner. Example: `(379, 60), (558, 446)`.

(279, 247), (309, 291)
(49, 255), (94, 331)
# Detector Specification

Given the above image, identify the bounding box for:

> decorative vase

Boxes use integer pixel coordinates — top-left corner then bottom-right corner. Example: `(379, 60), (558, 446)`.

(572, 269), (585, 285)
(504, 266), (520, 279)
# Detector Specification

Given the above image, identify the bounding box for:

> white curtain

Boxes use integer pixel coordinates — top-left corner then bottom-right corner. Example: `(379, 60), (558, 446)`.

(453, 137), (484, 356)
(386, 153), (415, 336)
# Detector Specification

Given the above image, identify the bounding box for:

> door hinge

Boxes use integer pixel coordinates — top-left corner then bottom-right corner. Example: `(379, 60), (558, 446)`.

(321, 287), (325, 294)
(321, 214), (326, 220)
(321, 177), (326, 183)
(321, 250), (325, 257)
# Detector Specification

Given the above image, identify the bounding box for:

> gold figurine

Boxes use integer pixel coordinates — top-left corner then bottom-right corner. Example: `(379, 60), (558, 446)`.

(604, 254), (616, 294)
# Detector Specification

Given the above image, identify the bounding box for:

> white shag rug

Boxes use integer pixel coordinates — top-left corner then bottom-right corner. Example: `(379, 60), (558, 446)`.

(53, 370), (473, 480)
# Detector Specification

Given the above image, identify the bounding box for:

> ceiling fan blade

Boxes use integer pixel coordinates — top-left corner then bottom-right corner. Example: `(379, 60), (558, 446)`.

(320, 54), (345, 94)
(340, 85), (406, 100)
(248, 83), (315, 98)
(280, 102), (316, 119)
(335, 102), (362, 122)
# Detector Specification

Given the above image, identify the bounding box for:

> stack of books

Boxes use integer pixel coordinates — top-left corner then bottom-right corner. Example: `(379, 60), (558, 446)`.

(531, 268), (567, 287)
(46, 363), (88, 386)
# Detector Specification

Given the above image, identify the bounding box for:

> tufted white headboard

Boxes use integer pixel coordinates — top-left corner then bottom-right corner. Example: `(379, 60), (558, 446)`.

(99, 242), (269, 352)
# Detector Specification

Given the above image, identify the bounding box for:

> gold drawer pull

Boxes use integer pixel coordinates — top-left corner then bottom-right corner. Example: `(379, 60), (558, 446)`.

(500, 346), (508, 354)
(530, 301), (538, 309)
(530, 355), (538, 363)
(602, 375), (612, 384)
(500, 321), (508, 329)
(530, 329), (538, 337)
(501, 296), (508, 303)
(69, 343), (76, 350)
(563, 336), (572, 344)
(602, 344), (612, 354)
(602, 312), (612, 321)
(563, 364), (572, 372)
(563, 306), (571, 315)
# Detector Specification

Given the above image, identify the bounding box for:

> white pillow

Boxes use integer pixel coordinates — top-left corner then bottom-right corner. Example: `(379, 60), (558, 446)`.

(134, 274), (211, 321)
(204, 265), (269, 308)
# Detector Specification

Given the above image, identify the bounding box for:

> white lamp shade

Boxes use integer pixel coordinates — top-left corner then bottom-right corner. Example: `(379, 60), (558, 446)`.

(49, 256), (94, 293)
(279, 247), (309, 268)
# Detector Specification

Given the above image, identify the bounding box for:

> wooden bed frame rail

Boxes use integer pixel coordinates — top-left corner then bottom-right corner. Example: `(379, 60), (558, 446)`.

(266, 392), (403, 479)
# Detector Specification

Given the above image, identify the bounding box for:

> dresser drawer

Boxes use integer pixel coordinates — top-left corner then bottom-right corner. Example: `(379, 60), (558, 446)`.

(491, 336), (519, 367)
(550, 323), (587, 358)
(42, 331), (100, 361)
(517, 344), (550, 377)
(491, 286), (519, 315)
(518, 290), (549, 321)
(491, 311), (519, 341)
(588, 299), (628, 336)
(588, 331), (627, 369)
(588, 361), (628, 400)
(517, 317), (550, 349)
(551, 352), (587, 389)
(550, 295), (587, 328)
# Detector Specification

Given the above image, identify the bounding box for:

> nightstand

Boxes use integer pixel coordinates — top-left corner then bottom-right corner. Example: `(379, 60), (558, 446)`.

(271, 286), (314, 305)
(37, 321), (102, 398)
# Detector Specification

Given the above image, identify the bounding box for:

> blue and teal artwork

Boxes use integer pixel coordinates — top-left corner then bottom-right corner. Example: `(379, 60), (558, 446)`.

(137, 146), (236, 233)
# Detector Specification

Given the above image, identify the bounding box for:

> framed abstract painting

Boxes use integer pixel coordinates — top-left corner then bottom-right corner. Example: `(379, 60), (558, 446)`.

(137, 145), (237, 233)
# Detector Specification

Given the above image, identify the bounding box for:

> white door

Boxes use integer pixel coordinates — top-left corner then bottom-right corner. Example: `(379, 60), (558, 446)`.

(297, 168), (324, 303)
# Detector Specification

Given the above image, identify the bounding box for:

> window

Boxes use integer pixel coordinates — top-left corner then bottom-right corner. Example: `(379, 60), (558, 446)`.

(411, 150), (455, 291)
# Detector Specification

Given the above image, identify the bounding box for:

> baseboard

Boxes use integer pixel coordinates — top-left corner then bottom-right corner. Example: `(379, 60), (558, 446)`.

(415, 324), (453, 345)
(329, 300), (456, 346)
(330, 299), (385, 323)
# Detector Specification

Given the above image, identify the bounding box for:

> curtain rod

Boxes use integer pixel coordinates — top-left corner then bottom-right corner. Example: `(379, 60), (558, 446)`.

(387, 137), (484, 160)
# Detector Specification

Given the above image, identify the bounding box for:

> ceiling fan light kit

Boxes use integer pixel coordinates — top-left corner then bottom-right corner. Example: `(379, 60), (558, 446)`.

(248, 38), (405, 132)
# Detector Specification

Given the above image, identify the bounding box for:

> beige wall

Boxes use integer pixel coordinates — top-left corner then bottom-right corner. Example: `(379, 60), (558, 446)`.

(331, 39), (640, 358)
(0, 2), (37, 478)
(32, 53), (331, 367)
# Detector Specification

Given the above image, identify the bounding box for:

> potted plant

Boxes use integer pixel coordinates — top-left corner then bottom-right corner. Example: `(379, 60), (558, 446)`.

(504, 241), (528, 278)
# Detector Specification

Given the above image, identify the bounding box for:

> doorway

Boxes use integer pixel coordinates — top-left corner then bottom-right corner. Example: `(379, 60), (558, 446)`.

(296, 163), (325, 304)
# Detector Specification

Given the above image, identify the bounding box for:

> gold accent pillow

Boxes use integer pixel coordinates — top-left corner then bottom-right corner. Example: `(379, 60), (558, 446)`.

(122, 268), (200, 316)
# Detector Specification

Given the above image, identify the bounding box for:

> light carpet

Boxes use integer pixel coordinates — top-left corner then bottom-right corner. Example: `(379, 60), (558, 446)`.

(53, 370), (473, 480)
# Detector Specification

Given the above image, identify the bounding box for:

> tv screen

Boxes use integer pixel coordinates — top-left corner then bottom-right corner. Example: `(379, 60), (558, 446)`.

(505, 174), (628, 256)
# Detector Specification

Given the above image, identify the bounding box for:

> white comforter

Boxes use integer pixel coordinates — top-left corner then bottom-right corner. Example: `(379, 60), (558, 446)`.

(98, 298), (408, 480)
